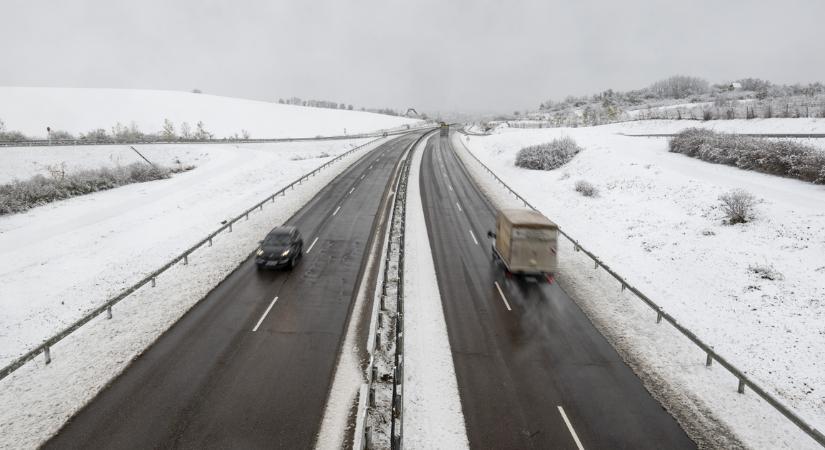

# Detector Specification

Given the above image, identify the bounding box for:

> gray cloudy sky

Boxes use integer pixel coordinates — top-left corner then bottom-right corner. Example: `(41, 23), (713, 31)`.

(2, 0), (823, 113)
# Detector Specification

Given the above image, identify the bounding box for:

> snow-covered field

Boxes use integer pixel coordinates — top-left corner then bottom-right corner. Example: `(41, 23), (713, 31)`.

(459, 119), (825, 446)
(0, 87), (419, 139)
(0, 137), (390, 449)
(0, 138), (377, 367)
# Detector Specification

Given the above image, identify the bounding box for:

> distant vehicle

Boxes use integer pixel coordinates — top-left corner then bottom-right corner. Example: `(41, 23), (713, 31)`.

(440, 122), (449, 136)
(256, 226), (303, 270)
(487, 208), (558, 279)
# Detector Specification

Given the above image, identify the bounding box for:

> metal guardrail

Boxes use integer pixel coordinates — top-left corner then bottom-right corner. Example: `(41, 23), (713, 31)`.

(0, 135), (391, 383)
(360, 129), (435, 450)
(621, 133), (825, 138)
(0, 124), (436, 148)
(454, 130), (825, 448)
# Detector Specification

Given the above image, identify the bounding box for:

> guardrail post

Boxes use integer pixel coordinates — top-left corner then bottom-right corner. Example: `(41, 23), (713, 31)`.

(259, 204), (263, 211)
(44, 346), (51, 364)
(594, 260), (599, 269)
(369, 385), (376, 407)
(208, 237), (213, 247)
(378, 313), (383, 328)
(245, 213), (249, 220)
(229, 223), (233, 232)
(738, 378), (746, 394)
(106, 306), (112, 319)
(656, 311), (663, 323)
(371, 365), (377, 382)
(365, 427), (372, 449)
(151, 277), (156, 287)
(706, 353), (713, 367)
(183, 254), (189, 265)
(375, 332), (381, 349)
(380, 295), (386, 311)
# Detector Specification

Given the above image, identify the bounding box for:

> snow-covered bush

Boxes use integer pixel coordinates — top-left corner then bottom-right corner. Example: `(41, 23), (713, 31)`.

(0, 162), (190, 215)
(574, 180), (598, 197)
(515, 137), (583, 170)
(47, 130), (74, 140)
(669, 128), (825, 184)
(748, 263), (783, 281)
(718, 189), (755, 224)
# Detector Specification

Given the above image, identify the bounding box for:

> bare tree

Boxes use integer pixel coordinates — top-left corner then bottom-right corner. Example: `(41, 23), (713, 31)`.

(161, 119), (176, 140)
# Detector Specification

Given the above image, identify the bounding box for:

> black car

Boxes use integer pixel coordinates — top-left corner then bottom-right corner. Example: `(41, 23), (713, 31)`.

(255, 226), (303, 270)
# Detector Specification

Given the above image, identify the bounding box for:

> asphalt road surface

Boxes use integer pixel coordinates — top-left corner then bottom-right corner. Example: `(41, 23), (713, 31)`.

(419, 133), (697, 449)
(44, 133), (423, 449)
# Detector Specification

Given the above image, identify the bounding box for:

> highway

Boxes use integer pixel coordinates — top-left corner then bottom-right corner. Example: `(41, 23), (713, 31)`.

(43, 133), (423, 449)
(418, 132), (696, 449)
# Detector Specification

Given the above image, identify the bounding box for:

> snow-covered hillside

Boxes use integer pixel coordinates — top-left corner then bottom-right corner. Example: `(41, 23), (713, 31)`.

(461, 119), (825, 439)
(0, 87), (419, 138)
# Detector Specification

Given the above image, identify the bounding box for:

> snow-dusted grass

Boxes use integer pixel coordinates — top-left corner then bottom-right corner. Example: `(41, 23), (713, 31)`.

(402, 135), (469, 449)
(0, 137), (387, 450)
(0, 138), (373, 367)
(0, 87), (419, 139)
(457, 120), (825, 447)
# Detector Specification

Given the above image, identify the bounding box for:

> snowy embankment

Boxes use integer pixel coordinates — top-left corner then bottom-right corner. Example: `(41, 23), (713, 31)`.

(402, 135), (469, 449)
(0, 87), (419, 138)
(457, 120), (825, 449)
(0, 137), (389, 449)
(0, 139), (372, 367)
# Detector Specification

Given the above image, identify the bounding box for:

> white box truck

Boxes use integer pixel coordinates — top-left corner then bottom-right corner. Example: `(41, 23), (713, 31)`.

(488, 208), (558, 277)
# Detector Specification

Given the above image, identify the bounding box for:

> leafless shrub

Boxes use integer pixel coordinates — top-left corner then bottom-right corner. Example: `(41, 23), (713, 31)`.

(574, 180), (598, 197)
(718, 189), (756, 224)
(515, 137), (583, 170)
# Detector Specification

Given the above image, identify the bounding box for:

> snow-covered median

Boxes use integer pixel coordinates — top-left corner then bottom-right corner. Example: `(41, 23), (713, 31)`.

(402, 134), (469, 449)
(455, 120), (825, 448)
(0, 137), (388, 449)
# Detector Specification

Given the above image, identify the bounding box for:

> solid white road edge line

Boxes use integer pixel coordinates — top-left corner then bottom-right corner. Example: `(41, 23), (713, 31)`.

(456, 202), (462, 212)
(469, 229), (478, 245)
(252, 296), (279, 332)
(557, 406), (585, 450)
(307, 237), (319, 254)
(349, 187), (355, 195)
(494, 281), (512, 311)
(333, 206), (341, 216)
(449, 185), (453, 192)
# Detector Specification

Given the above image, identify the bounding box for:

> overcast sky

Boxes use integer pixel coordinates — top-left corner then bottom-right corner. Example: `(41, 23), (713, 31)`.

(2, 0), (823, 113)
